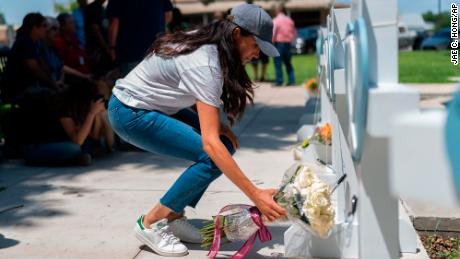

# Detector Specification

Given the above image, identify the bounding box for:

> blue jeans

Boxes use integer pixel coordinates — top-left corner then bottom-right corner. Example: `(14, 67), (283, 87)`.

(274, 42), (295, 85)
(108, 95), (235, 213)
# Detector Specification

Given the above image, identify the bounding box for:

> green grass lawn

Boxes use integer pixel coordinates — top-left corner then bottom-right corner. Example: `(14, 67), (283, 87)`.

(399, 50), (459, 83)
(246, 50), (459, 85)
(246, 54), (317, 86)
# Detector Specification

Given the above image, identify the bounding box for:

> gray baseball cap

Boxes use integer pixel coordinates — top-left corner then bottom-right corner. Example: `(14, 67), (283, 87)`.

(229, 3), (279, 57)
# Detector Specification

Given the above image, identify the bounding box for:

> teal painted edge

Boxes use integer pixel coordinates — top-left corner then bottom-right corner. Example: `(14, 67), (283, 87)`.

(352, 17), (369, 162)
(327, 32), (335, 101)
(445, 91), (460, 199)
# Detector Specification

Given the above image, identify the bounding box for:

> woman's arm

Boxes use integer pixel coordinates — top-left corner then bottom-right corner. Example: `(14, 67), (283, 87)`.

(60, 99), (105, 145)
(25, 59), (58, 90)
(196, 101), (286, 221)
(90, 24), (111, 57)
(108, 17), (119, 61)
(63, 65), (92, 80)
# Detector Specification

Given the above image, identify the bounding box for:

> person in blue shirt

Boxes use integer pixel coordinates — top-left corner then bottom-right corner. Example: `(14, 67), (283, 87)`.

(72, 0), (87, 47)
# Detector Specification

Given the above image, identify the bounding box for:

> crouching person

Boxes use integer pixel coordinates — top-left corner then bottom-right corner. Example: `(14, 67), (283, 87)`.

(23, 84), (113, 166)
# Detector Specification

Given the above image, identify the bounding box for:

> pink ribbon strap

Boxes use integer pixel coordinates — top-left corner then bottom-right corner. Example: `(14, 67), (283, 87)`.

(207, 215), (222, 258)
(208, 205), (272, 259)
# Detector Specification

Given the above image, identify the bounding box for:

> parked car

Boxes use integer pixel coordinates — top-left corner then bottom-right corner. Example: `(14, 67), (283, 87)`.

(292, 26), (320, 54)
(398, 23), (416, 50)
(421, 28), (455, 50)
(412, 29), (430, 50)
(399, 13), (432, 50)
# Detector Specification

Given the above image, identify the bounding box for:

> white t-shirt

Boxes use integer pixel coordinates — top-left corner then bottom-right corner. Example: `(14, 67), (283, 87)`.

(112, 44), (223, 115)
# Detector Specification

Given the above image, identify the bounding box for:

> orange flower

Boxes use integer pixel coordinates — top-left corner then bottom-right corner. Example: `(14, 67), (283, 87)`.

(319, 123), (332, 144)
(305, 78), (318, 92)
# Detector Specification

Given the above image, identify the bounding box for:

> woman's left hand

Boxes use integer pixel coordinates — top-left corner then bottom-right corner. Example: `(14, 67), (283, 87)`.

(220, 124), (239, 150)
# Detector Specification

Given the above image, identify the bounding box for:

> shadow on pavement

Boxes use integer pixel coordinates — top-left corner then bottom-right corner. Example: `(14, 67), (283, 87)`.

(0, 102), (306, 233)
(0, 152), (189, 228)
(234, 104), (308, 151)
(139, 225), (290, 258)
(0, 234), (19, 249)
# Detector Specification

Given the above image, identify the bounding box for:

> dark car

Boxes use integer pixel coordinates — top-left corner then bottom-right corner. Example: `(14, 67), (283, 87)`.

(421, 28), (456, 50)
(292, 26), (320, 54)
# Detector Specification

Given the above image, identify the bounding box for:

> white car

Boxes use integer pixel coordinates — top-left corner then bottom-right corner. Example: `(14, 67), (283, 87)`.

(398, 23), (416, 50)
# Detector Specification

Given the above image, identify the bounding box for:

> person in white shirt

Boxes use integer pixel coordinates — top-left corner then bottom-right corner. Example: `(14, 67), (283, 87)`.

(107, 4), (286, 256)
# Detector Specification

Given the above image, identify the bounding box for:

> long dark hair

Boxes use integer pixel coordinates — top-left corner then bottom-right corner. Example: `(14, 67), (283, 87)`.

(148, 19), (254, 125)
(16, 12), (46, 38)
(60, 82), (97, 126)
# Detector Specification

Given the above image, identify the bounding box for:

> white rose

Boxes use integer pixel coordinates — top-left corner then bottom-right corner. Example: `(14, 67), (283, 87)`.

(295, 166), (314, 188)
(310, 181), (329, 194)
(301, 174), (335, 238)
(300, 188), (309, 198)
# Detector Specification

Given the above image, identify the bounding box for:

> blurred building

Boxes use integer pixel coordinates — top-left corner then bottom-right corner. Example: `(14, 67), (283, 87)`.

(399, 13), (434, 32)
(173, 0), (348, 27)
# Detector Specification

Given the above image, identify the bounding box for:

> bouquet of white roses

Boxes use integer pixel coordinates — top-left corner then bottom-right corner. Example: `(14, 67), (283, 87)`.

(274, 163), (336, 238)
(200, 164), (338, 258)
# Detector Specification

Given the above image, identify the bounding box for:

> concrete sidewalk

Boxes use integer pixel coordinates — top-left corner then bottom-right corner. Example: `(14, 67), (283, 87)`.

(406, 83), (458, 109)
(406, 83), (458, 99)
(0, 84), (306, 259)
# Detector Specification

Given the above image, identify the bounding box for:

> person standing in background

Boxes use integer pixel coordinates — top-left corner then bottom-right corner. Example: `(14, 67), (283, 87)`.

(55, 13), (113, 100)
(272, 4), (296, 86)
(251, 52), (268, 82)
(72, 0), (87, 48)
(107, 0), (173, 76)
(84, 0), (112, 77)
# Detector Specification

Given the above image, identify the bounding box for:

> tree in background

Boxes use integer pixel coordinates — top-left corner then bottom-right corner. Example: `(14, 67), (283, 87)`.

(423, 11), (451, 31)
(55, 0), (79, 14)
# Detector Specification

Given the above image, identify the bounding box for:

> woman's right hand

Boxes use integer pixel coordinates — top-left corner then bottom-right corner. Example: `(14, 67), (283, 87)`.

(90, 99), (106, 116)
(251, 188), (286, 222)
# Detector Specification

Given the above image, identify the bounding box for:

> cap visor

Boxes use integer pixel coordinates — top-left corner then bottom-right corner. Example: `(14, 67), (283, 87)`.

(255, 36), (279, 57)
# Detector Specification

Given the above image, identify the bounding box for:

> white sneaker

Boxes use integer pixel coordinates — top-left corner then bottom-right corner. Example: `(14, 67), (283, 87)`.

(168, 216), (202, 244)
(134, 216), (188, 257)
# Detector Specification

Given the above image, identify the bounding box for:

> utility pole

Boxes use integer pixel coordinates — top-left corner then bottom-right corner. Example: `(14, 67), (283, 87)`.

(438, 0), (441, 15)
(52, 0), (57, 15)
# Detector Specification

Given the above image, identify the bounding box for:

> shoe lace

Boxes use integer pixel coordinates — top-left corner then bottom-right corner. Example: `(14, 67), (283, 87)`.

(159, 225), (180, 244)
